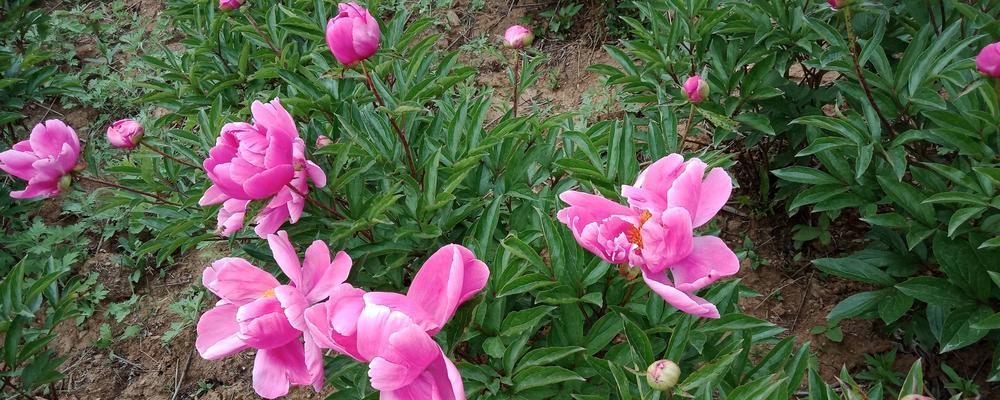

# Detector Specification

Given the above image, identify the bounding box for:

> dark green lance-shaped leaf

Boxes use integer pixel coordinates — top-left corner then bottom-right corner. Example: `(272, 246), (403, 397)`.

(622, 315), (653, 365)
(812, 257), (895, 286)
(678, 351), (739, 392)
(514, 347), (585, 374)
(878, 288), (914, 325)
(500, 306), (555, 337)
(940, 306), (992, 353)
(827, 290), (885, 321)
(501, 235), (547, 275)
(699, 314), (775, 333)
(877, 175), (936, 226)
(772, 166), (840, 185)
(897, 359), (924, 398)
(895, 277), (973, 308)
(496, 273), (556, 297)
(512, 366), (584, 392)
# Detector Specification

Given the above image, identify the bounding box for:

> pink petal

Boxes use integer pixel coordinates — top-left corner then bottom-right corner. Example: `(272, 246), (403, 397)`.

(303, 331), (325, 392)
(264, 129), (294, 169)
(302, 242), (352, 303)
(196, 303), (249, 360)
(267, 230), (302, 285)
(0, 148), (40, 180)
(635, 208), (693, 274)
(671, 236), (739, 292)
(252, 340), (311, 399)
(236, 296), (300, 349)
(28, 120), (66, 158)
(356, 304), (417, 362)
(368, 324), (439, 391)
(199, 185), (230, 206)
(275, 284), (309, 331)
(252, 99), (299, 141)
(665, 159), (707, 220)
(405, 245), (488, 334)
(326, 18), (360, 65)
(243, 165), (295, 199)
(629, 154), (684, 206)
(641, 268), (720, 318)
(203, 257), (279, 304)
(558, 191), (635, 222)
(691, 167), (732, 228)
(305, 160), (327, 187)
(254, 205), (290, 238)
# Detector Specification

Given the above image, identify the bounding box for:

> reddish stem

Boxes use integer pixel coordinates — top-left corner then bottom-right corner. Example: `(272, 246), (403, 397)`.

(76, 175), (180, 206)
(360, 62), (419, 183)
(141, 141), (199, 169)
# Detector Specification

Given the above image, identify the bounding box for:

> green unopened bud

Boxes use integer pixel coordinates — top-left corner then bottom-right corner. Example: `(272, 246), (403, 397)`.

(58, 174), (73, 192)
(646, 360), (680, 391)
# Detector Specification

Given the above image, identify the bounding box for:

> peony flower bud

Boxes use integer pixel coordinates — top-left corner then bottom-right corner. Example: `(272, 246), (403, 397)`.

(326, 3), (381, 66)
(219, 0), (244, 11)
(646, 360), (680, 391)
(106, 119), (144, 149)
(503, 25), (533, 49)
(682, 76), (709, 103)
(976, 42), (1000, 78)
(316, 135), (333, 148)
(826, 0), (839, 8)
(58, 175), (73, 192)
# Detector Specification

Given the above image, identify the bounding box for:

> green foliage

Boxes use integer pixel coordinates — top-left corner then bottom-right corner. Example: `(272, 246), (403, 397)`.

(598, 0), (1000, 391)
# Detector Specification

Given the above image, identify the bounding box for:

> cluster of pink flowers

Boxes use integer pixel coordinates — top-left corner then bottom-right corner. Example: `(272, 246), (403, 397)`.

(196, 231), (488, 398)
(557, 154), (739, 318)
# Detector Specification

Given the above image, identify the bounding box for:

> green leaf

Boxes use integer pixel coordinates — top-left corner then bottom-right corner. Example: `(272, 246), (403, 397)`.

(898, 359), (924, 398)
(878, 289), (914, 325)
(812, 258), (896, 286)
(501, 235), (548, 275)
(896, 277), (973, 308)
(827, 290), (884, 321)
(622, 316), (653, 365)
(772, 167), (840, 185)
(500, 306), (555, 337)
(514, 347), (585, 373)
(512, 366), (584, 392)
(877, 175), (936, 226)
(678, 351), (739, 392)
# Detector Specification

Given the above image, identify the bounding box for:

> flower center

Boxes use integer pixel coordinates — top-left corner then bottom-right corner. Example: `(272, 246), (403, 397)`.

(626, 210), (653, 250)
(260, 288), (276, 299)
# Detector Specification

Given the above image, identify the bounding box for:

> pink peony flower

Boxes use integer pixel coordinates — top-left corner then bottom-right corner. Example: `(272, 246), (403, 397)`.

(196, 231), (352, 399)
(326, 3), (381, 66)
(219, 0), (244, 11)
(826, 0), (841, 8)
(556, 154), (738, 318)
(304, 244), (489, 399)
(199, 98), (326, 237)
(0, 120), (81, 199)
(503, 25), (534, 49)
(976, 42), (1000, 78)
(682, 76), (709, 103)
(315, 135), (333, 148)
(106, 119), (144, 149)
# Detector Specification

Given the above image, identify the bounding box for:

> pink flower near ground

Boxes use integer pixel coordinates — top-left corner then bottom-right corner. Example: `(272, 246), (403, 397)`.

(195, 231), (352, 399)
(326, 3), (381, 66)
(503, 25), (534, 49)
(0, 120), (81, 199)
(976, 42), (1000, 78)
(556, 154), (738, 318)
(106, 119), (144, 149)
(682, 76), (709, 103)
(199, 98), (326, 237)
(219, 0), (244, 11)
(304, 244), (489, 399)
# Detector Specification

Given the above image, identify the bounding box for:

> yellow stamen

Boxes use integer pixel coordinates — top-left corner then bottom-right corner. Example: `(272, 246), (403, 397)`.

(261, 288), (276, 298)
(626, 210), (654, 250)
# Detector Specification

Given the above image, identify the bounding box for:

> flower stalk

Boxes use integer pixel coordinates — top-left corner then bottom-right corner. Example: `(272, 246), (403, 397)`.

(76, 174), (180, 206)
(141, 141), (199, 169)
(360, 61), (419, 182)
(241, 9), (281, 57)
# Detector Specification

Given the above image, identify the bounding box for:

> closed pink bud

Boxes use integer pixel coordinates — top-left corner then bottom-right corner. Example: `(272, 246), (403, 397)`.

(647, 360), (681, 391)
(976, 42), (1000, 78)
(106, 119), (144, 149)
(827, 0), (839, 8)
(315, 135), (333, 148)
(682, 76), (709, 103)
(219, 0), (243, 11)
(503, 25), (533, 49)
(326, 3), (381, 66)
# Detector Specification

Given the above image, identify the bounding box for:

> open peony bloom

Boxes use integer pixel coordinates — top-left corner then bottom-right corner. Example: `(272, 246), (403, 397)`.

(106, 119), (144, 149)
(326, 2), (381, 66)
(976, 42), (1000, 78)
(557, 154), (738, 318)
(682, 76), (709, 103)
(503, 25), (534, 49)
(199, 98), (327, 237)
(196, 231), (352, 398)
(0, 120), (81, 199)
(304, 244), (489, 399)
(219, 0), (244, 11)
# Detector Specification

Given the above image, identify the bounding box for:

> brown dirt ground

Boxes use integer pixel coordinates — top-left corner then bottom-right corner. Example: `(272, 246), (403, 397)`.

(21, 0), (996, 399)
